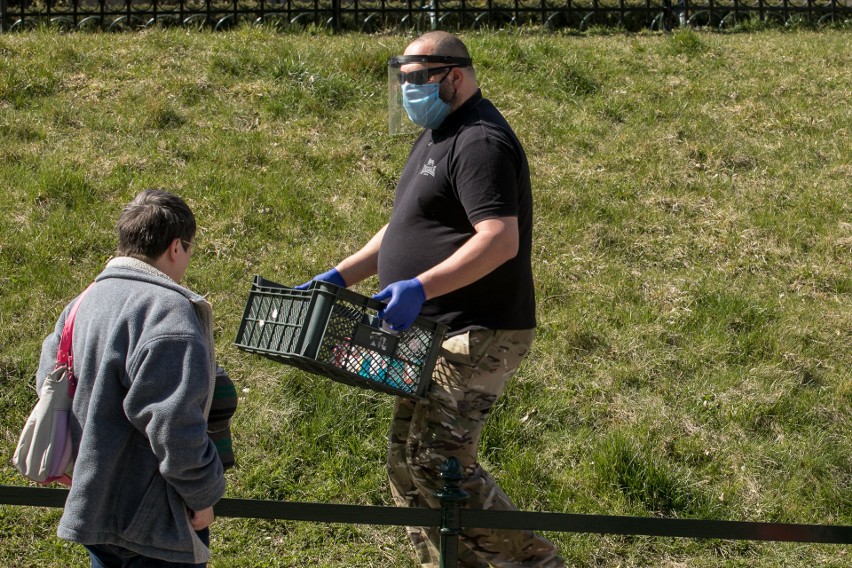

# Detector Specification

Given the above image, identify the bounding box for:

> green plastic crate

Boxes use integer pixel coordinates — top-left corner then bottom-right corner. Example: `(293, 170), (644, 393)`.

(234, 275), (448, 399)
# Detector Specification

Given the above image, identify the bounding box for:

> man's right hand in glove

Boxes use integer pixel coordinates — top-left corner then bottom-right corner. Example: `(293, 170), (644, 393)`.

(294, 268), (346, 290)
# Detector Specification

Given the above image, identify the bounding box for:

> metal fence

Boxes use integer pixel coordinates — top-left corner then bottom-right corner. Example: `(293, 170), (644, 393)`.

(2, 458), (851, 566)
(1, 0), (850, 33)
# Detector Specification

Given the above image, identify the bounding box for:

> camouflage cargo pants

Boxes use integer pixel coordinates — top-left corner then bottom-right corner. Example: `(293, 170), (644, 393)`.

(387, 328), (565, 568)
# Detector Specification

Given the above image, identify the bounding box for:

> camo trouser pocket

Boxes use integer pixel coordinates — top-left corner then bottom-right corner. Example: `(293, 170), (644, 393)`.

(433, 328), (535, 409)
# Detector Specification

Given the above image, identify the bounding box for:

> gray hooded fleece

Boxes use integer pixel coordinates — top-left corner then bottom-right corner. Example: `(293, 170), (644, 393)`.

(37, 257), (226, 564)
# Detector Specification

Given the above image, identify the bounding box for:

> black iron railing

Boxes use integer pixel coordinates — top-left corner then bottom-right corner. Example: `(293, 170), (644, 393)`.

(0, 0), (849, 32)
(2, 458), (851, 566)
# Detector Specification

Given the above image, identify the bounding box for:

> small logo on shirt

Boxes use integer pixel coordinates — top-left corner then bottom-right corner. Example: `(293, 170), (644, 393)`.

(419, 159), (437, 177)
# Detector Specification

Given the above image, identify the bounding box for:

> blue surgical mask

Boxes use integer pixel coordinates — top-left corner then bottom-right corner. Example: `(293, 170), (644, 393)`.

(401, 82), (451, 130)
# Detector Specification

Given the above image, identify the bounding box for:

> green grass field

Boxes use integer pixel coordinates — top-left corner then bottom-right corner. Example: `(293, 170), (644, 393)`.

(0, 26), (850, 567)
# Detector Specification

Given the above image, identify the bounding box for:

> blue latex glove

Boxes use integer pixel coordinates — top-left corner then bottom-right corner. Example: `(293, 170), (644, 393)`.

(294, 268), (346, 290)
(372, 278), (426, 332)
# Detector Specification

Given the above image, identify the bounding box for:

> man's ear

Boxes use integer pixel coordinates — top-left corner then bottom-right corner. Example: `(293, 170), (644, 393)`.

(167, 238), (182, 262)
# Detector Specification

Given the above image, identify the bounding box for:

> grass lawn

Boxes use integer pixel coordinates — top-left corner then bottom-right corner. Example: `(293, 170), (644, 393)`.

(0, 26), (850, 567)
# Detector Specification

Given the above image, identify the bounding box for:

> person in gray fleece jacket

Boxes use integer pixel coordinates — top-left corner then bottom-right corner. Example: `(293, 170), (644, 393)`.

(36, 189), (226, 566)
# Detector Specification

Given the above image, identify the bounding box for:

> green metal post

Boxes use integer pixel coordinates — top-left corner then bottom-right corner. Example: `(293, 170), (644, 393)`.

(436, 457), (469, 568)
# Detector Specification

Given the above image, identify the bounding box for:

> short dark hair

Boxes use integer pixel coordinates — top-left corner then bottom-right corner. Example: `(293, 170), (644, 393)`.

(116, 189), (196, 260)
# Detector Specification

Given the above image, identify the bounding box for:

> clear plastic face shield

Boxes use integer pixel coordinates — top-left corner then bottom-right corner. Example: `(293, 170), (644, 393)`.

(387, 54), (472, 135)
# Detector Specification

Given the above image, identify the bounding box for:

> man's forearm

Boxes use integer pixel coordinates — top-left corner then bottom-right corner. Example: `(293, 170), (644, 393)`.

(418, 217), (518, 300)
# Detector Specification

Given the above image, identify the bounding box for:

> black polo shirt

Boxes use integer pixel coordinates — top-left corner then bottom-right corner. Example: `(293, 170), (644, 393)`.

(378, 91), (535, 332)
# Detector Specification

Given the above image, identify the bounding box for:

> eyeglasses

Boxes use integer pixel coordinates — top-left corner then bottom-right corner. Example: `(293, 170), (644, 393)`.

(180, 239), (194, 254)
(397, 65), (459, 85)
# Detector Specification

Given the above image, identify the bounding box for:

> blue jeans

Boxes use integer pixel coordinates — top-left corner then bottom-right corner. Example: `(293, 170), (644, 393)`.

(85, 528), (210, 568)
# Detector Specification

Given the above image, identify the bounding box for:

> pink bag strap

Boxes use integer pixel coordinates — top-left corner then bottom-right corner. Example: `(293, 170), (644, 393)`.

(56, 283), (96, 370)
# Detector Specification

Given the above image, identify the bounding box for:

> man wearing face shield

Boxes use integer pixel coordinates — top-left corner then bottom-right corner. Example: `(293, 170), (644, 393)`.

(298, 31), (564, 567)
